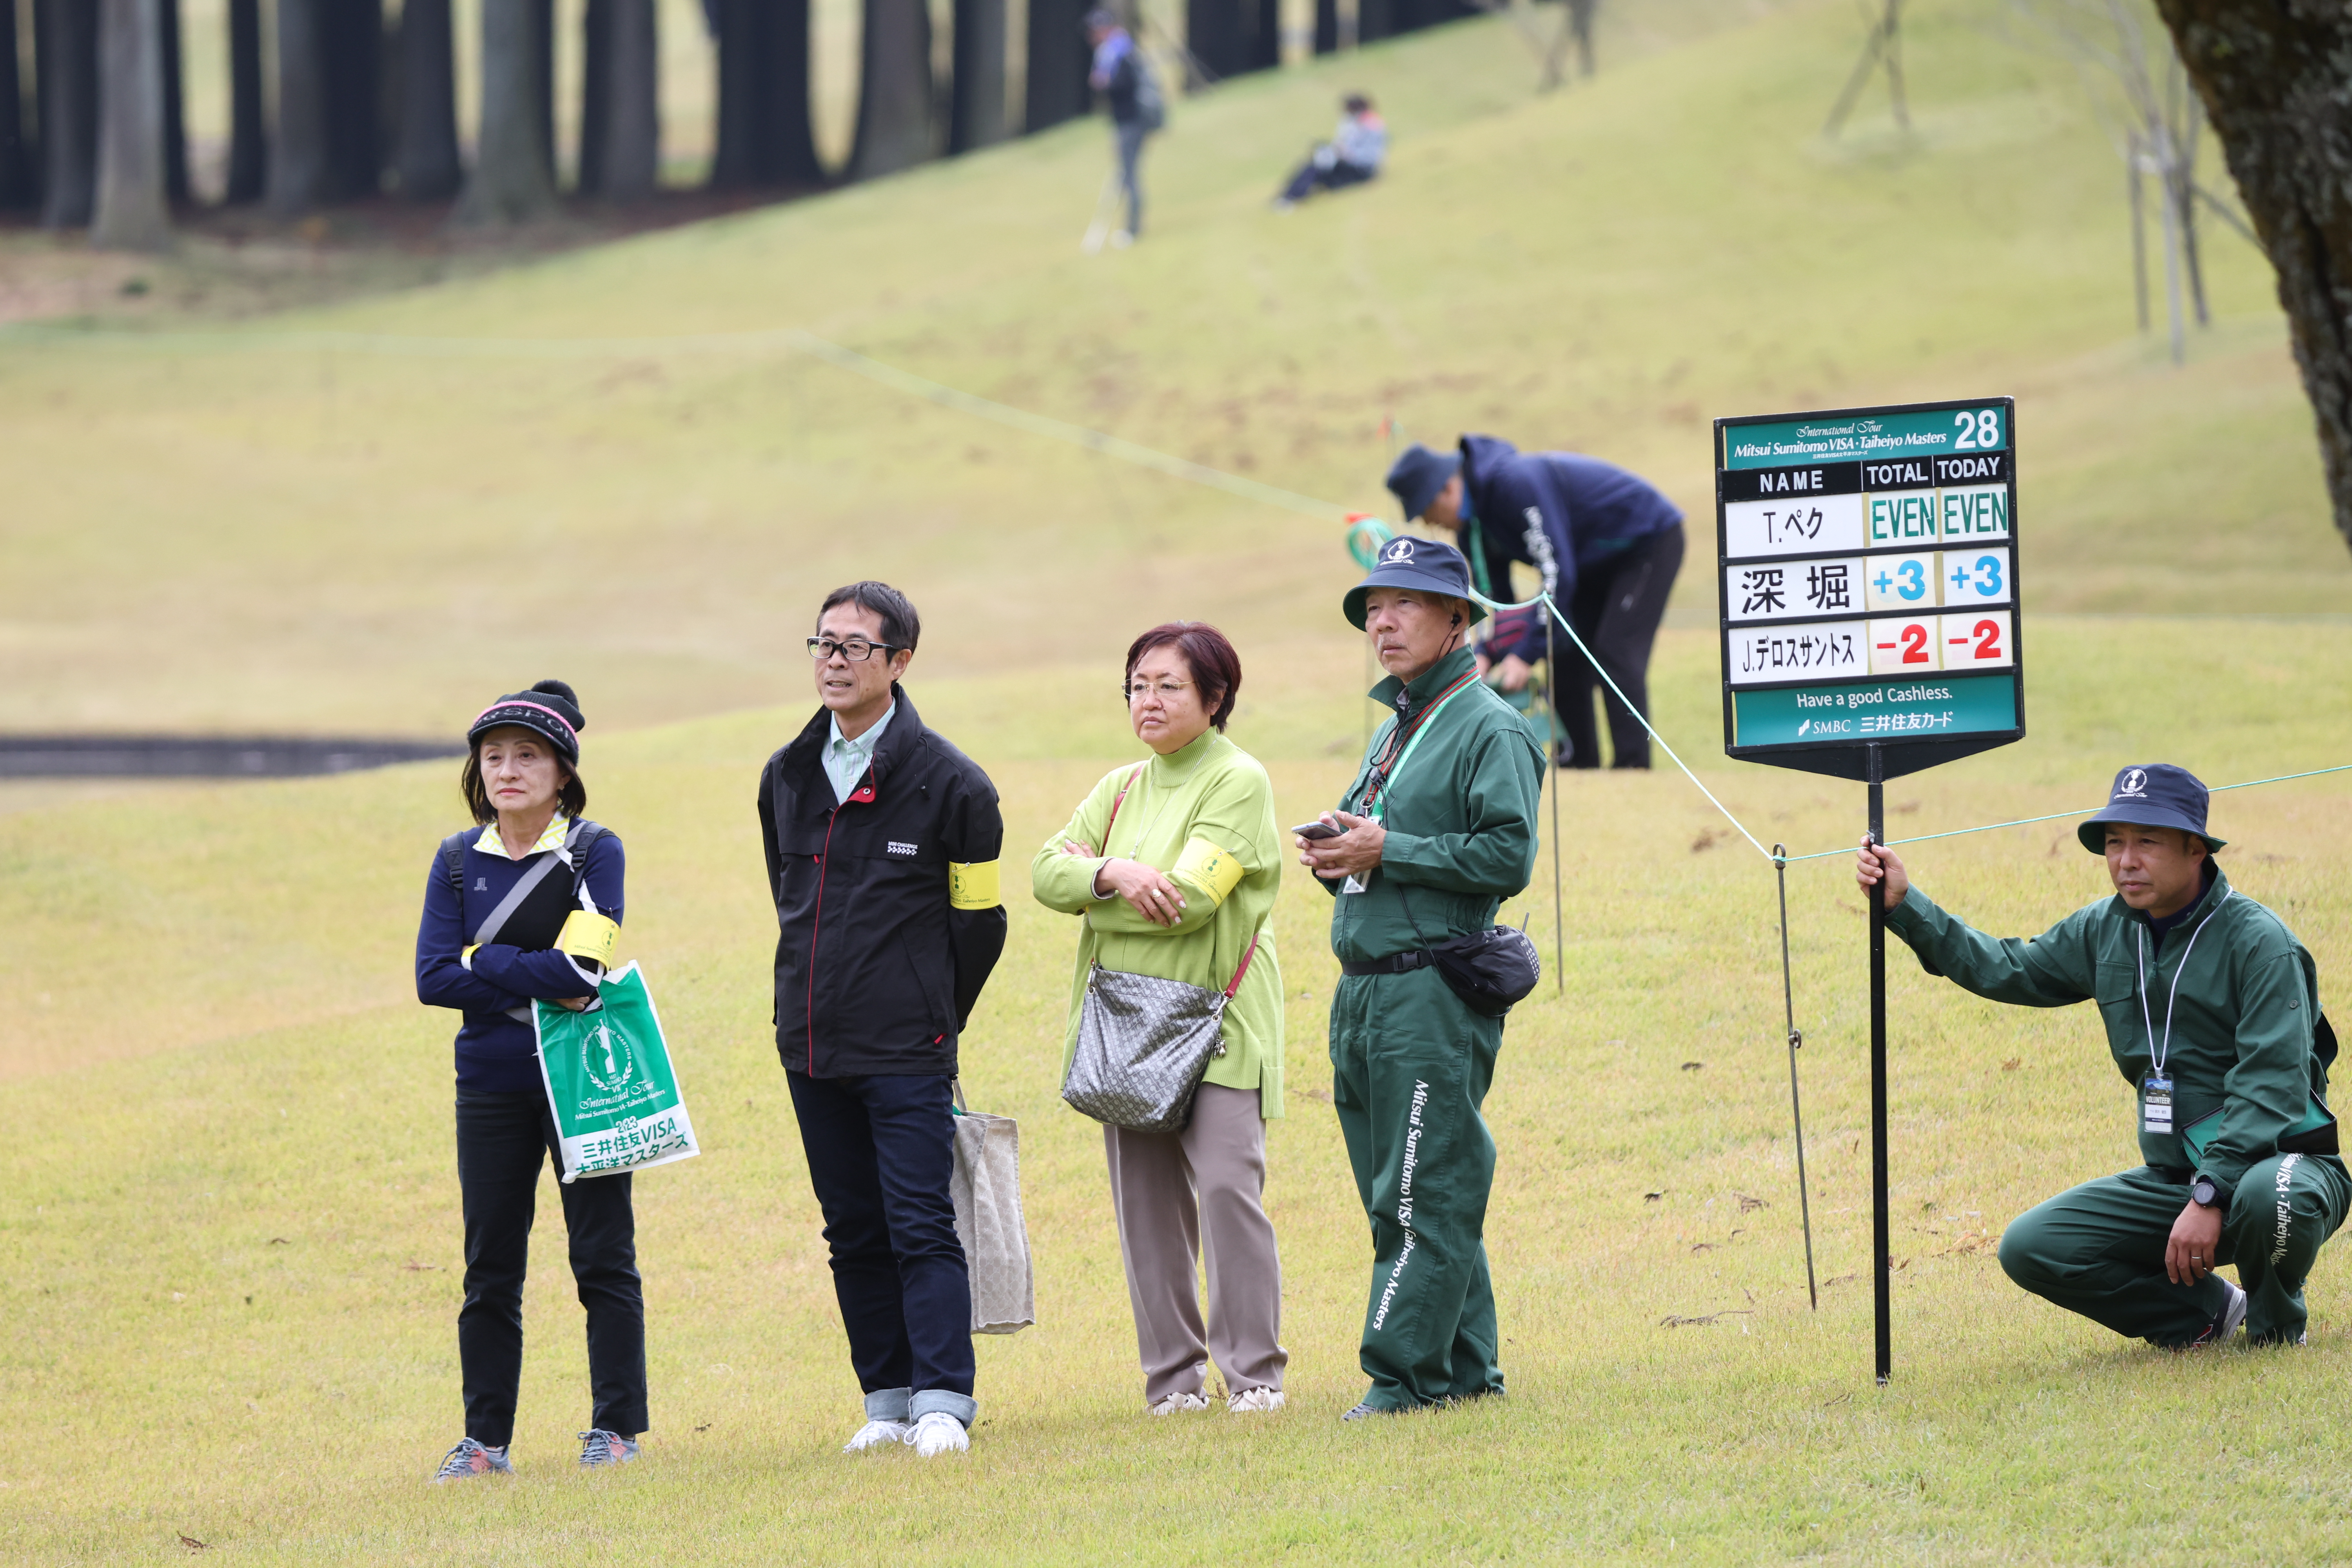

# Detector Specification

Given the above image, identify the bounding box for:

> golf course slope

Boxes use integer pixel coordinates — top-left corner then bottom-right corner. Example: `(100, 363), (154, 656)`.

(5, 0), (2352, 1561)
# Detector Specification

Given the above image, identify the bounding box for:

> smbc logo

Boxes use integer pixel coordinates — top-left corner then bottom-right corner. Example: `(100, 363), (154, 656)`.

(583, 1019), (637, 1093)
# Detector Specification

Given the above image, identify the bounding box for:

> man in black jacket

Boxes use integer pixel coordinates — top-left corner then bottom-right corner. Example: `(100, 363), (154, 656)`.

(757, 581), (1008, 1459)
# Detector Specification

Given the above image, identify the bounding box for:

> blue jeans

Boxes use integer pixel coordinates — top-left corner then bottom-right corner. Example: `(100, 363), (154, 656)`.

(1115, 120), (1148, 236)
(785, 1070), (976, 1425)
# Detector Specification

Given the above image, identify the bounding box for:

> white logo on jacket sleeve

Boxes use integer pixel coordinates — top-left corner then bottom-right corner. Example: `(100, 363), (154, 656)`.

(888, 840), (920, 857)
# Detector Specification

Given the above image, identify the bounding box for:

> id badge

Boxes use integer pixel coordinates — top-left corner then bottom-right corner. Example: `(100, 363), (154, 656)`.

(2143, 1073), (2174, 1135)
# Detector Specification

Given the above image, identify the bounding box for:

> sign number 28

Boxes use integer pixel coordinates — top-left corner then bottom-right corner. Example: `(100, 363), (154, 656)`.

(1951, 408), (2002, 450)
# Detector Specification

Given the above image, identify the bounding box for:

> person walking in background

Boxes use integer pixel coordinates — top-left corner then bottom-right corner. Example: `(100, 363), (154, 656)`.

(758, 582), (1009, 1459)
(415, 680), (645, 1480)
(1271, 94), (1387, 211)
(1297, 541), (1544, 1419)
(1087, 9), (1160, 247)
(1033, 622), (1289, 1416)
(1386, 437), (1684, 770)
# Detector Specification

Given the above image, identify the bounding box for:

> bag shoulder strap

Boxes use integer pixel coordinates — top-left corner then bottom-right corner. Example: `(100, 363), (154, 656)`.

(1223, 933), (1263, 999)
(440, 830), (472, 901)
(1102, 763), (1146, 841)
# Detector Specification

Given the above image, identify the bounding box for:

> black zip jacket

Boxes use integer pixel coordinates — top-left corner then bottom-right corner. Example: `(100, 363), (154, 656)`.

(757, 688), (1008, 1077)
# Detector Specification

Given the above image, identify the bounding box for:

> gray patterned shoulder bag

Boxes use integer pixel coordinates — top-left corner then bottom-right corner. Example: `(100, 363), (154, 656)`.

(1060, 764), (1263, 1134)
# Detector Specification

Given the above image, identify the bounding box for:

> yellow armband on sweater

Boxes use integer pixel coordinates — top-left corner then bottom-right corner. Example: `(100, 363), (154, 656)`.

(949, 860), (1002, 909)
(558, 910), (621, 969)
(1173, 837), (1247, 906)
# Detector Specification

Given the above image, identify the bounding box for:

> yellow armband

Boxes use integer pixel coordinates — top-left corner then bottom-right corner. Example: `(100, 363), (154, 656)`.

(462, 944), (479, 967)
(949, 860), (1002, 910)
(557, 910), (621, 969)
(1173, 836), (1247, 906)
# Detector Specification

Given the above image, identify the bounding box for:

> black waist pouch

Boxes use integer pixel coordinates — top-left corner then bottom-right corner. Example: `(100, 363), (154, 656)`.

(1399, 887), (1542, 1018)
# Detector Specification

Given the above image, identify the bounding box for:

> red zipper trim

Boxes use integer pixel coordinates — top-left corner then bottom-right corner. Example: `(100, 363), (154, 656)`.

(803, 760), (879, 1076)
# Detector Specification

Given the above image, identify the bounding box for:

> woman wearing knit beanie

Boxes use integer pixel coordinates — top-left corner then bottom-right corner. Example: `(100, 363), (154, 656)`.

(414, 680), (650, 1480)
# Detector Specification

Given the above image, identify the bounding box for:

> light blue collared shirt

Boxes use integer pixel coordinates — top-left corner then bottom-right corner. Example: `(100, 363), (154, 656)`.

(825, 700), (897, 803)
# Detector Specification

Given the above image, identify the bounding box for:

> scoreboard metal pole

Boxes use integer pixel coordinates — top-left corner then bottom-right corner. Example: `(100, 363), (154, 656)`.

(1867, 747), (1890, 1385)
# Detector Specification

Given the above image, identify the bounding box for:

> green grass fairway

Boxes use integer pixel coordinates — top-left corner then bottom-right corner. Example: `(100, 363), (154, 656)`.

(7, 0), (2352, 1560)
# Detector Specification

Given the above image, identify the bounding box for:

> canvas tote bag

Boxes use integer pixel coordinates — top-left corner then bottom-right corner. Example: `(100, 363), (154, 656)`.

(949, 1083), (1034, 1334)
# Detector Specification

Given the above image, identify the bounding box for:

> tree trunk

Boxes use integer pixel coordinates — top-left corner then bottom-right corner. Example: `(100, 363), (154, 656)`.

(532, 0), (555, 180)
(1313, 0), (1338, 55)
(456, 0), (560, 221)
(1024, 0), (1086, 130)
(394, 0), (460, 198)
(1244, 0), (1279, 71)
(158, 0), (187, 202)
(0, 0), (32, 209)
(224, 0), (263, 202)
(950, 0), (1006, 152)
(712, 0), (818, 185)
(592, 0), (659, 198)
(2153, 0), (2352, 555)
(851, 0), (932, 178)
(1355, 0), (1394, 46)
(93, 0), (169, 249)
(1187, 0), (1234, 79)
(36, 0), (98, 227)
(269, 0), (330, 211)
(322, 0), (383, 198)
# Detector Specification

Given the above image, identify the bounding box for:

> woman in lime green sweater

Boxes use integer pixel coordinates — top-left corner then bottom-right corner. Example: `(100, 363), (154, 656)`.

(1033, 622), (1288, 1416)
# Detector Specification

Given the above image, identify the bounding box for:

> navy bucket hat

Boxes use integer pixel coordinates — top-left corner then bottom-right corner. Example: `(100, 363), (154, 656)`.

(2076, 763), (2225, 854)
(1384, 443), (1461, 522)
(1343, 535), (1488, 630)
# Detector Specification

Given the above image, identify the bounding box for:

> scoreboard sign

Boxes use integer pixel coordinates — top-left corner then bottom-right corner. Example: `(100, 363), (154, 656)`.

(1715, 398), (2024, 782)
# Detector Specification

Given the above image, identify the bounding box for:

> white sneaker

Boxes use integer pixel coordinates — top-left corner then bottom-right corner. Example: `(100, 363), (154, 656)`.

(1227, 1387), (1285, 1414)
(1109, 230), (1134, 249)
(844, 1418), (910, 1453)
(907, 1411), (968, 1457)
(1147, 1390), (1211, 1416)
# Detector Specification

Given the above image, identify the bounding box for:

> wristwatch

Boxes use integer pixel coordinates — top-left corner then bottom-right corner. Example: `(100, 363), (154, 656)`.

(2191, 1174), (2221, 1209)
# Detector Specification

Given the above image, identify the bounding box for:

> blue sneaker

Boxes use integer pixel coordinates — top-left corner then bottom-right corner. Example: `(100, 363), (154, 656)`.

(578, 1429), (641, 1468)
(432, 1437), (513, 1482)
(2176, 1278), (2248, 1350)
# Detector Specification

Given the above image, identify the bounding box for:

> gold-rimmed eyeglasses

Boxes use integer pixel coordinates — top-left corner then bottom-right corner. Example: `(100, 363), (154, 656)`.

(1123, 679), (1194, 703)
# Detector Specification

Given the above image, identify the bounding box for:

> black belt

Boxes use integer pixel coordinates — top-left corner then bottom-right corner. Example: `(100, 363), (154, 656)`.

(1340, 950), (1434, 977)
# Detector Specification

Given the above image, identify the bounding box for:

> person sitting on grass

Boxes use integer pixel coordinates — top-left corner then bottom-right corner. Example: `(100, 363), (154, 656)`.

(1855, 763), (2347, 1350)
(1271, 94), (1387, 211)
(414, 679), (645, 1480)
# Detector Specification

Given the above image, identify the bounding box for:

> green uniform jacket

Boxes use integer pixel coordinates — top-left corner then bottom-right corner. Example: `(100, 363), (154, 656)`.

(1032, 728), (1286, 1120)
(1321, 645), (1547, 962)
(1887, 864), (2334, 1192)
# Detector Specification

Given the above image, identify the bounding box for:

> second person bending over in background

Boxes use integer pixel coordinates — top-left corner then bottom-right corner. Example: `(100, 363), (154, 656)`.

(1033, 622), (1289, 1416)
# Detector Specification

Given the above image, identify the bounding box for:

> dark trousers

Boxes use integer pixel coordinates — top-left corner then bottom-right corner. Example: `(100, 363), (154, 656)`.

(1114, 120), (1148, 236)
(1999, 1158), (2351, 1347)
(1280, 156), (1376, 203)
(785, 1071), (975, 1417)
(455, 1089), (646, 1446)
(1548, 523), (1685, 769)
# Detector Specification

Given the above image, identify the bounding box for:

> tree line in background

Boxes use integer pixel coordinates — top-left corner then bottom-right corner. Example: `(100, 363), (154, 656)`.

(0, 0), (1483, 245)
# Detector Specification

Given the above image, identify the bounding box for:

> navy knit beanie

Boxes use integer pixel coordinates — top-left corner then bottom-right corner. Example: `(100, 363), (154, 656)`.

(468, 679), (585, 764)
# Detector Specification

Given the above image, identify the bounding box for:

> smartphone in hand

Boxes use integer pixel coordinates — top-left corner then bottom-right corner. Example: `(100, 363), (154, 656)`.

(1292, 820), (1344, 841)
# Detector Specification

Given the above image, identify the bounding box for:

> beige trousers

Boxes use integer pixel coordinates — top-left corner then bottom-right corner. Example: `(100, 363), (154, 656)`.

(1102, 1083), (1288, 1404)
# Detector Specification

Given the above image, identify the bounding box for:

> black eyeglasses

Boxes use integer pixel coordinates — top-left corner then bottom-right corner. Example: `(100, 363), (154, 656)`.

(808, 636), (904, 662)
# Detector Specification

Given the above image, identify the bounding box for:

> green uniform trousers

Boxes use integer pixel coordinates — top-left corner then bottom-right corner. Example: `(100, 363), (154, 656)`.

(1330, 966), (1504, 1409)
(1998, 1156), (2351, 1347)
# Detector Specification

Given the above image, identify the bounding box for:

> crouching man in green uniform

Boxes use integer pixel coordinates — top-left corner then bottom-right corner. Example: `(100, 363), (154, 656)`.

(1857, 763), (2345, 1348)
(1298, 537), (1545, 1416)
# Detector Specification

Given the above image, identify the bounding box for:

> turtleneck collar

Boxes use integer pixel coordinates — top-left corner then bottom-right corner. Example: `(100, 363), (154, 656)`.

(1147, 725), (1223, 782)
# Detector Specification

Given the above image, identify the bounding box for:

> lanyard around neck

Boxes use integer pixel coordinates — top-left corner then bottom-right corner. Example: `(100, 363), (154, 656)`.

(1363, 672), (1477, 824)
(2137, 887), (2230, 1074)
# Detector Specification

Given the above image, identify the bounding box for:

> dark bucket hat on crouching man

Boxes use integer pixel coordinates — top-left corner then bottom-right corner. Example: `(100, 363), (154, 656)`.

(1384, 443), (1461, 522)
(2076, 762), (2226, 854)
(1343, 535), (1489, 629)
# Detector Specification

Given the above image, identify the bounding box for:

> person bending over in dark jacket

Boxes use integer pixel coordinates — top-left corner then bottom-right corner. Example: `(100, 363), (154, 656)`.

(1386, 436), (1684, 769)
(1857, 764), (2347, 1349)
(758, 581), (1009, 1459)
(416, 679), (646, 1481)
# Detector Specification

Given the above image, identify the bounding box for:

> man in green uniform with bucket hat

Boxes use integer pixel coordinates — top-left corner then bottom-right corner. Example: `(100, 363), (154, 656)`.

(1857, 763), (2346, 1348)
(1298, 537), (1545, 1416)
